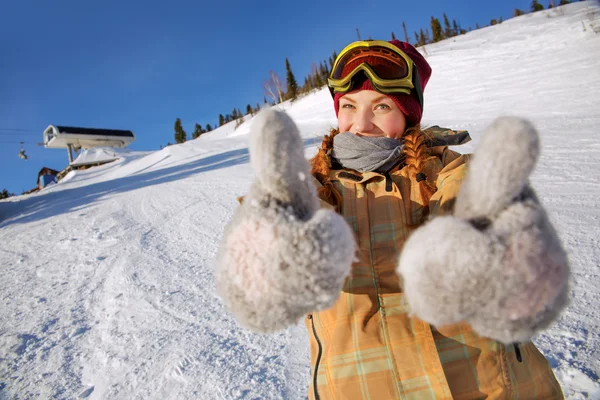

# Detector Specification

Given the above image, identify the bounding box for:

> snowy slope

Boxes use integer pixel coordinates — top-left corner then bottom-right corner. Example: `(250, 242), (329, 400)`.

(1, 2), (600, 399)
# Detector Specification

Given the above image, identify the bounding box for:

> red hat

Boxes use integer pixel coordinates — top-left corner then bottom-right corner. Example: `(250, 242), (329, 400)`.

(333, 40), (432, 126)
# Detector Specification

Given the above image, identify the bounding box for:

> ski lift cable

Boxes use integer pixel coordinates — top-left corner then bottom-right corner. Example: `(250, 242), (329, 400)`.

(0, 140), (44, 145)
(0, 128), (37, 131)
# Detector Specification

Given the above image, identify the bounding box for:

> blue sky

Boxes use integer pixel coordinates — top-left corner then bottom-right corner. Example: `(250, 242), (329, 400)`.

(1, 0), (546, 194)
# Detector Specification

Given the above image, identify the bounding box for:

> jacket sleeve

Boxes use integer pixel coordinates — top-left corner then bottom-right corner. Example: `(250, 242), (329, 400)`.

(428, 150), (471, 216)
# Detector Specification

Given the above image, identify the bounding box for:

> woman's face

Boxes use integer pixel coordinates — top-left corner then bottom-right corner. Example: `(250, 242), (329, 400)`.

(337, 90), (407, 139)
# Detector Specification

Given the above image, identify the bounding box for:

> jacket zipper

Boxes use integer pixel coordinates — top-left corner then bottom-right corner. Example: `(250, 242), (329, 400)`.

(383, 172), (393, 192)
(514, 343), (523, 363)
(308, 314), (322, 400)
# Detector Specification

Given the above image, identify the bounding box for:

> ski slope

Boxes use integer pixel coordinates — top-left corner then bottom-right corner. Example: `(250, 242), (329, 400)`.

(1, 2), (599, 399)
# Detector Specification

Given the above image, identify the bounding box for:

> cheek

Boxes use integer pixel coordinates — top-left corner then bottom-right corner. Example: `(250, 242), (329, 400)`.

(337, 113), (352, 132)
(381, 117), (407, 139)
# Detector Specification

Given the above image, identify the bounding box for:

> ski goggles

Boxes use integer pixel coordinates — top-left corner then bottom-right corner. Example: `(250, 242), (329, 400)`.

(328, 40), (423, 108)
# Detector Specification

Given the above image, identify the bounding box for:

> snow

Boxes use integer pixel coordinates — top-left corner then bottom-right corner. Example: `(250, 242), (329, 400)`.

(70, 148), (132, 167)
(1, 2), (600, 398)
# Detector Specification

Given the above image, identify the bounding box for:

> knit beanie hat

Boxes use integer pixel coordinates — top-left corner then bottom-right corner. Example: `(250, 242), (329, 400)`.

(333, 40), (432, 126)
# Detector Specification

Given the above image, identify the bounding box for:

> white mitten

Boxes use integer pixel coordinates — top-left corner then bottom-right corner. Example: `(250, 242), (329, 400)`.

(398, 117), (570, 344)
(215, 109), (356, 333)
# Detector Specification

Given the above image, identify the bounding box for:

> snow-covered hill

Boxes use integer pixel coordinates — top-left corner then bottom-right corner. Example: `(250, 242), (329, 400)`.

(1, 2), (599, 399)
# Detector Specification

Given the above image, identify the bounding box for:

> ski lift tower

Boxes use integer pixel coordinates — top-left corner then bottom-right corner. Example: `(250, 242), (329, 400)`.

(43, 125), (136, 163)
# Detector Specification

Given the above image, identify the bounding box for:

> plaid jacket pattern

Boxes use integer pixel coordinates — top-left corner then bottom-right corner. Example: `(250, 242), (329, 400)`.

(305, 146), (563, 400)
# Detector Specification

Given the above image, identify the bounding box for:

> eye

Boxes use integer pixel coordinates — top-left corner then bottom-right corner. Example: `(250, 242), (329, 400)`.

(375, 103), (391, 110)
(341, 103), (355, 109)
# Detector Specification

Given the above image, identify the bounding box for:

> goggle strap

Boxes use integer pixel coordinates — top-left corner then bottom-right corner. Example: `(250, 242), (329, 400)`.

(412, 65), (424, 111)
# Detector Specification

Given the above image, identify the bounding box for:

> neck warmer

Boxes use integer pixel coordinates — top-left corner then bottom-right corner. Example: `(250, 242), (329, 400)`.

(331, 132), (405, 173)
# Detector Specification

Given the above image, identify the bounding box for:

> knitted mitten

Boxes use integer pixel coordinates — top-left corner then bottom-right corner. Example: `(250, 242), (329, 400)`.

(215, 109), (356, 333)
(398, 117), (570, 344)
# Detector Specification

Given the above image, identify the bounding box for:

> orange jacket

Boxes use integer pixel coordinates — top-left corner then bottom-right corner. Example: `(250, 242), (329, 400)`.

(306, 143), (563, 399)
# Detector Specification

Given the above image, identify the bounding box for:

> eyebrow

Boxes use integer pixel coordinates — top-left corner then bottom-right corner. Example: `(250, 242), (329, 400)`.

(341, 95), (391, 104)
(371, 95), (391, 103)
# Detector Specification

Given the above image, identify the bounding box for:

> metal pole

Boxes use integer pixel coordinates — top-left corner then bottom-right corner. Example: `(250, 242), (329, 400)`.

(67, 144), (74, 163)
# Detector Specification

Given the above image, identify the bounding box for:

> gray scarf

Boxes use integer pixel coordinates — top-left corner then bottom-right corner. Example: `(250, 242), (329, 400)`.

(331, 132), (404, 173)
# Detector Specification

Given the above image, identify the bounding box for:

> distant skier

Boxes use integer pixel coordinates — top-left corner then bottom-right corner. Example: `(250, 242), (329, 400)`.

(216, 40), (569, 399)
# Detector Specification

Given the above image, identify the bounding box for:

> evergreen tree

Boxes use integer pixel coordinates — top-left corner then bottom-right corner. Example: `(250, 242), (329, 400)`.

(192, 123), (203, 139)
(174, 118), (187, 143)
(431, 16), (443, 42)
(499, 16), (503, 23)
(514, 8), (525, 16)
(391, 31), (396, 40)
(285, 57), (299, 101)
(559, 0), (569, 4)
(476, 22), (480, 29)
(246, 104), (253, 115)
(452, 19), (460, 36)
(232, 108), (238, 120)
(418, 28), (426, 46)
(219, 114), (225, 126)
(491, 19), (498, 25)
(206, 124), (212, 132)
(414, 32), (419, 44)
(531, 0), (544, 11)
(313, 63), (323, 87)
(403, 21), (410, 43)
(424, 28), (431, 44)
(443, 13), (453, 38)
(319, 61), (329, 83)
(256, 102), (261, 112)
(0, 189), (14, 199)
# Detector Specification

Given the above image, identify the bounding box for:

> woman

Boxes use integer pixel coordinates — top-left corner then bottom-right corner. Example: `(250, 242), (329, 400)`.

(216, 40), (569, 399)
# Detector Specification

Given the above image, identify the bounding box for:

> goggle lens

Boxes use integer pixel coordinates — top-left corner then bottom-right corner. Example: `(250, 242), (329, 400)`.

(332, 46), (410, 81)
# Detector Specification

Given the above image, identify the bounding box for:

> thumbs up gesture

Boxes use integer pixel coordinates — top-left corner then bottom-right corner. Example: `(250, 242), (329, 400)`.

(215, 109), (356, 333)
(398, 117), (570, 344)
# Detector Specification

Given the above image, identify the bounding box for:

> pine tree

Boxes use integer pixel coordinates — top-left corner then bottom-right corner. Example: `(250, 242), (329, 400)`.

(491, 19), (498, 25)
(319, 61), (329, 83)
(313, 62), (323, 87)
(452, 19), (460, 36)
(514, 8), (525, 16)
(403, 22), (410, 43)
(206, 124), (212, 132)
(192, 123), (203, 139)
(476, 22), (480, 29)
(443, 13), (453, 38)
(424, 28), (431, 44)
(418, 28), (426, 46)
(219, 114), (225, 126)
(414, 32), (419, 45)
(0, 189), (14, 199)
(174, 118), (186, 143)
(232, 108), (238, 120)
(531, 0), (544, 11)
(559, 0), (569, 4)
(246, 104), (253, 115)
(285, 57), (298, 101)
(431, 16), (443, 42)
(391, 31), (396, 40)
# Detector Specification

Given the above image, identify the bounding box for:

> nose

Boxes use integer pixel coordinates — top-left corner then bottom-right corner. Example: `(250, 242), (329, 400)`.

(353, 108), (374, 134)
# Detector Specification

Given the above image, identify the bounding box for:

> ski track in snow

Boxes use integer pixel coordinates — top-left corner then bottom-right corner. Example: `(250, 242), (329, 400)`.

(1, 2), (600, 399)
